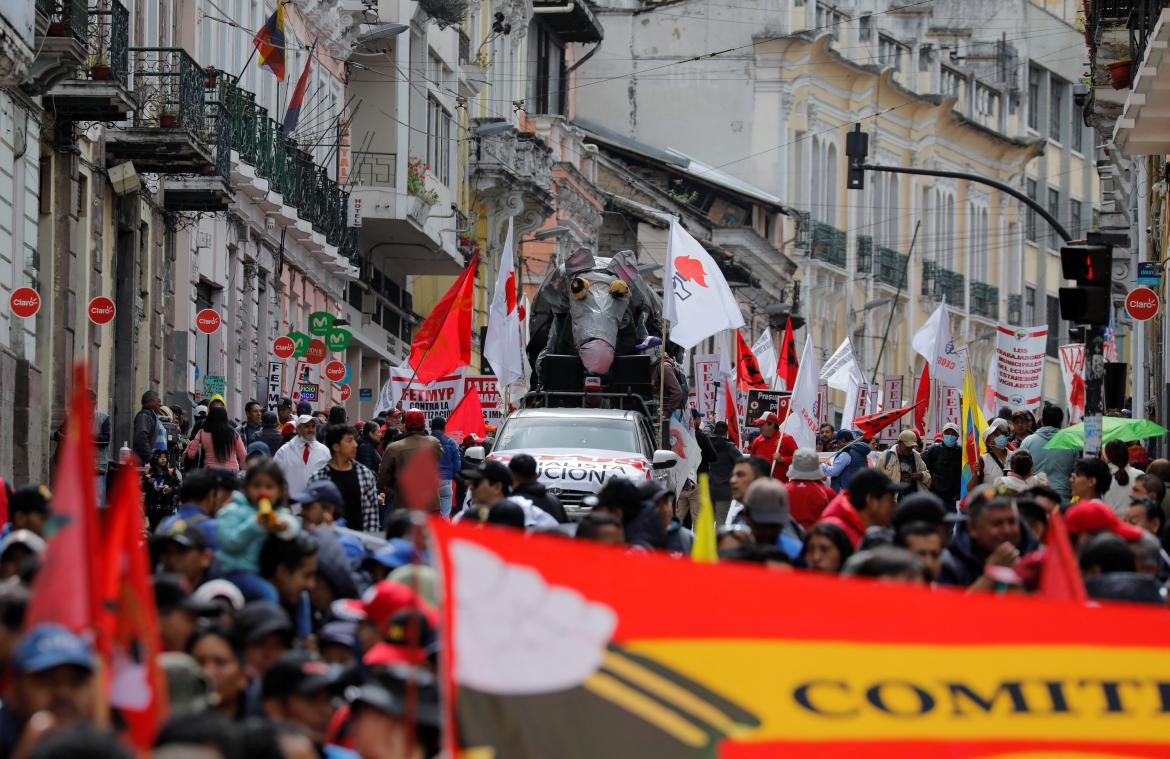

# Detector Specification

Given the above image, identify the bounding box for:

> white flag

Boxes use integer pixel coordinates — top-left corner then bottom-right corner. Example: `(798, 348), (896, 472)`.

(718, 329), (735, 382)
(751, 329), (778, 388)
(983, 353), (998, 420)
(819, 338), (866, 392)
(483, 218), (525, 389)
(782, 335), (820, 450)
(911, 299), (962, 387)
(663, 219), (745, 349)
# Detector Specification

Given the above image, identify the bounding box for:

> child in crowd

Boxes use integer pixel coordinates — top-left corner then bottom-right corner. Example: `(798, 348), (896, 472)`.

(215, 459), (300, 602)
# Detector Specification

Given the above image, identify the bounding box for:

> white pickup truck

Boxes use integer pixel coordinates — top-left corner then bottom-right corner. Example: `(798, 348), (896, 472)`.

(471, 407), (680, 518)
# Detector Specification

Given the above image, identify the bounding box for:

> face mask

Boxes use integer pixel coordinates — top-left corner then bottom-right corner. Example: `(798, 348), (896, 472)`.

(993, 434), (1008, 448)
(943, 434), (958, 447)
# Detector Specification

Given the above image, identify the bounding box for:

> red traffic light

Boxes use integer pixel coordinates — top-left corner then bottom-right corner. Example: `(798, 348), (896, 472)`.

(1060, 244), (1110, 284)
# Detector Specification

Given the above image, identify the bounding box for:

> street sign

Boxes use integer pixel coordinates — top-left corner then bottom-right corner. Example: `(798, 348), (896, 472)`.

(338, 384), (352, 401)
(288, 331), (310, 357)
(1125, 286), (1160, 321)
(325, 327), (351, 352)
(299, 383), (319, 402)
(204, 374), (226, 398)
(324, 360), (346, 383)
(308, 311), (334, 336)
(1084, 413), (1103, 457)
(305, 339), (327, 364)
(273, 335), (296, 359)
(359, 388), (374, 401)
(195, 308), (222, 334)
(9, 287), (40, 319)
(1137, 261), (1162, 286)
(87, 296), (116, 325)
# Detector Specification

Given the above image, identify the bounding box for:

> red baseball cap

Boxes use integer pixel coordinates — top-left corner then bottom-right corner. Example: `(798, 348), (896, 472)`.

(403, 409), (426, 430)
(753, 412), (782, 426)
(363, 641), (428, 667)
(1065, 500), (1143, 541)
(331, 580), (437, 630)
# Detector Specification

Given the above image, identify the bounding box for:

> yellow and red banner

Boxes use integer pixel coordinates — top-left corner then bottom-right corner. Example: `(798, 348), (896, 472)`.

(432, 518), (1170, 758)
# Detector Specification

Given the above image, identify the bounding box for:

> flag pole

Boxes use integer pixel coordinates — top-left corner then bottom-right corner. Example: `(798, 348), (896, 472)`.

(400, 256), (478, 399)
(871, 219), (920, 386)
(659, 321), (669, 447)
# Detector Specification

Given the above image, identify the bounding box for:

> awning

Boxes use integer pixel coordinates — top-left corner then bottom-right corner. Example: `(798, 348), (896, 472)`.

(1113, 7), (1170, 155)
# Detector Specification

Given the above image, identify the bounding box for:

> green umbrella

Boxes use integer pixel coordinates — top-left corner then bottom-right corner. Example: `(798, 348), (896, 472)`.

(1044, 417), (1169, 450)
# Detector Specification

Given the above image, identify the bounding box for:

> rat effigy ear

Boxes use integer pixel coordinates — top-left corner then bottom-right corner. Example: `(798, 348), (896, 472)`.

(565, 247), (595, 273)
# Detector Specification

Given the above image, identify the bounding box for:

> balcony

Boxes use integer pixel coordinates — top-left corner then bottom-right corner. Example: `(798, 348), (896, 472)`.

(1113, 3), (1170, 154)
(970, 281), (999, 319)
(922, 261), (965, 307)
(793, 211), (811, 250)
(810, 221), (847, 269)
(1007, 293), (1023, 325)
(873, 245), (909, 289)
(27, 0), (87, 92)
(42, 0), (134, 121)
(1085, 0), (1137, 134)
(219, 79), (356, 258)
(105, 48), (220, 177)
(856, 235), (873, 273)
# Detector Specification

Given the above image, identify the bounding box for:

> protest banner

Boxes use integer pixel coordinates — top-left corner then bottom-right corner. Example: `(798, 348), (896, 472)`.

(880, 376), (904, 443)
(374, 370), (466, 423)
(266, 362), (283, 411)
(743, 389), (791, 436)
(465, 374), (505, 427)
(994, 325), (1049, 412)
(433, 520), (1170, 758)
(1059, 344), (1086, 424)
(692, 354), (721, 416)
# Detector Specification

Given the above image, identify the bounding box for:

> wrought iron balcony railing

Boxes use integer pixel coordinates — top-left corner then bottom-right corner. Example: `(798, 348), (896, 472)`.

(873, 245), (909, 289)
(810, 220), (847, 269)
(83, 0), (128, 85)
(129, 47), (206, 132)
(856, 235), (873, 273)
(220, 79), (352, 254)
(1007, 293), (1023, 325)
(793, 210), (811, 250)
(350, 151), (398, 188)
(39, 0), (88, 40)
(970, 281), (999, 319)
(1130, 0), (1167, 69)
(922, 261), (966, 307)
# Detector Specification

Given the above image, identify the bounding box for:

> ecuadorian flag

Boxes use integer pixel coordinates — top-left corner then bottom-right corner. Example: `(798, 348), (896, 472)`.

(282, 42), (315, 136)
(253, 4), (286, 81)
(960, 364), (989, 500)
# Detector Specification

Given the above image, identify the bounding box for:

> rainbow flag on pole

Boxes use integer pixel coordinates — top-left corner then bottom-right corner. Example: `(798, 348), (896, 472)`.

(960, 364), (990, 500)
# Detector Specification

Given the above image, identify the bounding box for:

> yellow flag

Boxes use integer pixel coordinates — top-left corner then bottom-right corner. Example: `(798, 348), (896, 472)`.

(691, 473), (718, 563)
(960, 365), (990, 498)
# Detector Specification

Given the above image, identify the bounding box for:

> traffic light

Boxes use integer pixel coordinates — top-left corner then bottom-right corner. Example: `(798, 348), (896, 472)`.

(846, 124), (868, 190)
(1058, 243), (1111, 324)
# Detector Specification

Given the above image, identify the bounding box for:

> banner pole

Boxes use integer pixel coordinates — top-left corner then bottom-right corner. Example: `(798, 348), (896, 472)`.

(659, 321), (669, 447)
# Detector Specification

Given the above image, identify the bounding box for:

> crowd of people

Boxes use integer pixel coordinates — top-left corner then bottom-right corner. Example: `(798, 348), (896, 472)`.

(2, 389), (1167, 757)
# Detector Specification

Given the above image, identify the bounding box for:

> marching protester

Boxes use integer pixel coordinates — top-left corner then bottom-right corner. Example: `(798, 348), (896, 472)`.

(185, 405), (249, 472)
(1020, 405), (1078, 502)
(273, 415), (332, 499)
(820, 430), (871, 491)
(922, 422), (962, 507)
(429, 417), (462, 519)
(308, 425), (381, 534)
(878, 429), (931, 496)
(785, 448), (836, 528)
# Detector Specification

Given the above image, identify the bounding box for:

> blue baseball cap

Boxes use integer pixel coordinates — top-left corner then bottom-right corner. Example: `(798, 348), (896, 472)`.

(293, 480), (344, 510)
(14, 624), (95, 674)
(364, 538), (417, 571)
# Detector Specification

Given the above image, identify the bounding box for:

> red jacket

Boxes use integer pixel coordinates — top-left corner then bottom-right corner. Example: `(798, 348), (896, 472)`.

(786, 479), (836, 529)
(771, 433), (798, 481)
(748, 430), (779, 464)
(818, 492), (865, 547)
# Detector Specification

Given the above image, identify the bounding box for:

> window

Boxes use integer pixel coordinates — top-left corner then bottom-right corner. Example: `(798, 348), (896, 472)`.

(1049, 75), (1065, 142)
(815, 4), (847, 40)
(918, 45), (931, 72)
(1072, 117), (1084, 153)
(878, 35), (904, 72)
(860, 15), (872, 37)
(941, 67), (962, 98)
(1027, 65), (1041, 130)
(1025, 286), (1036, 324)
(1047, 187), (1060, 249)
(426, 96), (452, 186)
(427, 50), (446, 89)
(1025, 178), (1038, 242)
(1046, 294), (1060, 357)
(528, 23), (566, 115)
(1069, 199), (1083, 239)
(942, 194), (955, 270)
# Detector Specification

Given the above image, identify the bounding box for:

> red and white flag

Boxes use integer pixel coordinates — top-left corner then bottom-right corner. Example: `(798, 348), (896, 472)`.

(781, 335), (820, 450)
(483, 218), (525, 389)
(663, 219), (744, 349)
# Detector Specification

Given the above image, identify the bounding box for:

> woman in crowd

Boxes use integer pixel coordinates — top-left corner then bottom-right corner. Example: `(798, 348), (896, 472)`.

(801, 522), (853, 574)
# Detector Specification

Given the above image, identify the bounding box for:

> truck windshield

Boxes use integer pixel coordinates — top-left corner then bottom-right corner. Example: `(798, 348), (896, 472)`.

(494, 417), (638, 453)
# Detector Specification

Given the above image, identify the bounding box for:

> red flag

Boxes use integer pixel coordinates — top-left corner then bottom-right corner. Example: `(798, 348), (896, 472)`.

(25, 364), (100, 636)
(851, 399), (928, 440)
(1038, 511), (1088, 603)
(724, 381), (741, 447)
(100, 461), (168, 749)
(446, 386), (486, 442)
(409, 255), (478, 384)
(735, 330), (768, 391)
(777, 317), (798, 390)
(913, 363), (931, 433)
